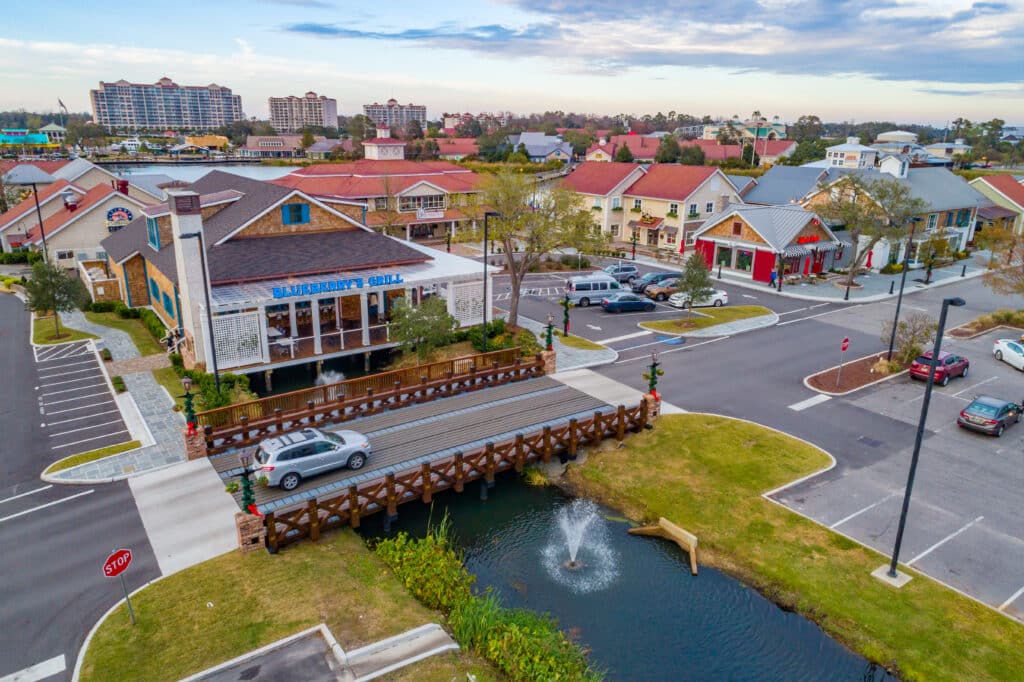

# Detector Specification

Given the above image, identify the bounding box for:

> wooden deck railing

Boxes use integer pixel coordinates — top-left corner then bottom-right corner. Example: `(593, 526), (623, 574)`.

(202, 353), (544, 455)
(196, 347), (522, 429)
(263, 401), (649, 552)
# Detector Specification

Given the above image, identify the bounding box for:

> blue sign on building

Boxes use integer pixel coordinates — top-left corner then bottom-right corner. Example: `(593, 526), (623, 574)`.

(272, 273), (404, 299)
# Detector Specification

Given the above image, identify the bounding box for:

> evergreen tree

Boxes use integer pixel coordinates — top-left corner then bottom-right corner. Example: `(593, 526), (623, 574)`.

(23, 261), (90, 340)
(614, 143), (634, 162)
(654, 134), (681, 163)
(676, 252), (714, 317)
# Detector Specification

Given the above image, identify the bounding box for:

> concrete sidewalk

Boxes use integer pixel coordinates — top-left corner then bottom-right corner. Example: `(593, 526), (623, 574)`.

(553, 368), (684, 415)
(515, 315), (618, 370)
(128, 458), (239, 576)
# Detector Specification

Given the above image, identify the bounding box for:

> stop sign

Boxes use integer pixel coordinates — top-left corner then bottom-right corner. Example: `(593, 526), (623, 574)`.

(841, 337), (850, 352)
(103, 548), (133, 578)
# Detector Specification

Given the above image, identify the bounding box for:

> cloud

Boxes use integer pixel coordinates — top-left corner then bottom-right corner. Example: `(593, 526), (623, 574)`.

(287, 0), (1024, 84)
(263, 0), (334, 7)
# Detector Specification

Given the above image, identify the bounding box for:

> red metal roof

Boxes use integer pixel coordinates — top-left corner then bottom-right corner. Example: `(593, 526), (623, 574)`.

(0, 159), (72, 176)
(24, 184), (117, 244)
(560, 161), (642, 195)
(624, 165), (718, 201)
(980, 175), (1024, 208)
(363, 137), (406, 145)
(435, 137), (479, 156)
(275, 161), (483, 199)
(0, 179), (83, 229)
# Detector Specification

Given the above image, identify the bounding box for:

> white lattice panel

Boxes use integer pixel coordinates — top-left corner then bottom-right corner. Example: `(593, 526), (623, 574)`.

(212, 311), (264, 369)
(449, 281), (484, 327)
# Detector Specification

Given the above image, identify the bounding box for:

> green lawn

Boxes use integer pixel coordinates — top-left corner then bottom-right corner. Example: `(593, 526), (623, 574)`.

(567, 415), (1023, 682)
(640, 305), (773, 333)
(32, 316), (97, 345)
(44, 440), (141, 474)
(552, 330), (606, 351)
(80, 530), (502, 682)
(84, 311), (163, 356)
(152, 366), (186, 409)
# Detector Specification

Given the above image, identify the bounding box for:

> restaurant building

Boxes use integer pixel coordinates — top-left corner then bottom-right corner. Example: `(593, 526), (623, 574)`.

(100, 172), (487, 381)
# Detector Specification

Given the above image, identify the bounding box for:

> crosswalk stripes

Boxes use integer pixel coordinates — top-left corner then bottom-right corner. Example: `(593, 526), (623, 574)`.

(495, 287), (565, 301)
(33, 340), (93, 363)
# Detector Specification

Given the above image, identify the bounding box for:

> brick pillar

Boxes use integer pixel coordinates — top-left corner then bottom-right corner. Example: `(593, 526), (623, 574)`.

(540, 350), (557, 374)
(235, 512), (267, 553)
(642, 393), (661, 422)
(184, 430), (207, 460)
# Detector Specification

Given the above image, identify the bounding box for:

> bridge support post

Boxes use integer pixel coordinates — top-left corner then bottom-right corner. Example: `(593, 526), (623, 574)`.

(264, 369), (273, 392)
(542, 426), (553, 463)
(514, 433), (525, 472)
(348, 486), (360, 528)
(485, 442), (496, 487)
(454, 451), (465, 493)
(480, 479), (488, 500)
(421, 463), (433, 503)
(307, 499), (320, 542)
(264, 512), (279, 554)
(616, 405), (626, 442)
(568, 418), (579, 461)
(385, 473), (398, 520)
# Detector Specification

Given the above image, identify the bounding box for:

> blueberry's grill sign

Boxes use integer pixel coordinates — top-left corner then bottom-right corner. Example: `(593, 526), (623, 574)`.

(272, 273), (405, 299)
(106, 207), (134, 222)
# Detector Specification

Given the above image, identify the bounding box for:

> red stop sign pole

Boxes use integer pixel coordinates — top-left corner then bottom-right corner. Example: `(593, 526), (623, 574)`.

(837, 337), (851, 388)
(103, 548), (136, 625)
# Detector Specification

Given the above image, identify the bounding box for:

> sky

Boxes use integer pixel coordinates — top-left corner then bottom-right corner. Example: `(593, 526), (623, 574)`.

(1, 0), (1022, 126)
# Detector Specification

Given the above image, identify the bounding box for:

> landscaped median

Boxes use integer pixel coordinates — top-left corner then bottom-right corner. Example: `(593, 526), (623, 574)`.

(551, 330), (607, 351)
(78, 531), (501, 682)
(639, 305), (774, 334)
(31, 315), (98, 345)
(563, 414), (1023, 681)
(43, 440), (141, 475)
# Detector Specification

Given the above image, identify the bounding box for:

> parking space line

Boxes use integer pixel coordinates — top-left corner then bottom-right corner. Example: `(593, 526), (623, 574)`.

(39, 375), (103, 388)
(829, 493), (896, 529)
(39, 382), (108, 397)
(36, 359), (96, 370)
(775, 307), (809, 316)
(0, 485), (53, 505)
(37, 367), (99, 379)
(788, 394), (831, 412)
(48, 419), (124, 438)
(777, 304), (863, 326)
(0, 490), (94, 524)
(907, 515), (984, 566)
(952, 376), (999, 397)
(43, 400), (117, 416)
(51, 429), (129, 450)
(40, 394), (111, 407)
(597, 331), (653, 345)
(44, 408), (122, 427)
(999, 585), (1024, 611)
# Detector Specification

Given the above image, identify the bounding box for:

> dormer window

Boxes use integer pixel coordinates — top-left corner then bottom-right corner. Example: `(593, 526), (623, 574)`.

(146, 217), (160, 249)
(282, 203), (310, 225)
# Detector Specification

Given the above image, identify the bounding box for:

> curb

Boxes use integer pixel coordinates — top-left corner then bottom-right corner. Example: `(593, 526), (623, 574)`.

(40, 443), (145, 483)
(638, 311), (779, 338)
(948, 323), (1024, 340)
(44, 457), (185, 486)
(72, 574), (169, 681)
(801, 352), (908, 397)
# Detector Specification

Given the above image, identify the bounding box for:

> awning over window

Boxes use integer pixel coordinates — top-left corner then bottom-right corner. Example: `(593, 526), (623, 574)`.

(783, 244), (811, 258)
(812, 242), (841, 253)
(628, 218), (664, 231)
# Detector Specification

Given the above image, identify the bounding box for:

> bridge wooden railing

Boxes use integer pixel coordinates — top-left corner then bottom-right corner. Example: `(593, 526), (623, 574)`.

(202, 353), (544, 456)
(263, 401), (649, 552)
(196, 347), (522, 429)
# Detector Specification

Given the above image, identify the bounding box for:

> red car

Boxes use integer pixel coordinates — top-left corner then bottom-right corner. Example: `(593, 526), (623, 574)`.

(909, 351), (969, 386)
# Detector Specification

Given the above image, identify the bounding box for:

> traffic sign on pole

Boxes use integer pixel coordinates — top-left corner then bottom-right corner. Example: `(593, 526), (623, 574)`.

(837, 337), (851, 388)
(841, 337), (850, 352)
(103, 548), (136, 625)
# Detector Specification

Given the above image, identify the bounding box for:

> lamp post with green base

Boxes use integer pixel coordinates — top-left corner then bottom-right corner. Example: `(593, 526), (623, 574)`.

(561, 292), (571, 337)
(545, 313), (554, 351)
(643, 350), (664, 400)
(180, 376), (196, 435)
(238, 453), (256, 511)
(631, 232), (639, 260)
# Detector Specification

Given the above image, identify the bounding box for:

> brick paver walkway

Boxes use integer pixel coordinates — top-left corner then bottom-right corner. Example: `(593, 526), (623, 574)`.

(109, 354), (171, 375)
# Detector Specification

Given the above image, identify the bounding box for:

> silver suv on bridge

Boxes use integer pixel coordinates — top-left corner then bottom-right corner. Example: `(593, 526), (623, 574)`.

(252, 428), (371, 491)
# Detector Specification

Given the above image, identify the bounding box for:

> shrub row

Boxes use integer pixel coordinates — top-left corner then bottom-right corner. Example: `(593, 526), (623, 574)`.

(374, 523), (602, 681)
(452, 320), (541, 357)
(110, 375), (126, 393)
(167, 353), (251, 410)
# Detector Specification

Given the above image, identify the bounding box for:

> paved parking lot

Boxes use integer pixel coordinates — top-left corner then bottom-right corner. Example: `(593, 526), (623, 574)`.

(34, 340), (131, 456)
(772, 329), (1024, 621)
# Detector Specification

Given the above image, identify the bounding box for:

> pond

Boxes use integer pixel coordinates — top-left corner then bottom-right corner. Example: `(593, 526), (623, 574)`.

(360, 479), (895, 681)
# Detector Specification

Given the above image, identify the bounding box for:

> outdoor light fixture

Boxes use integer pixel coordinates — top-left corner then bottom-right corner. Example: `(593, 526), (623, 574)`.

(181, 376), (192, 392)
(545, 313), (555, 351)
(887, 296), (965, 579)
(886, 216), (923, 361)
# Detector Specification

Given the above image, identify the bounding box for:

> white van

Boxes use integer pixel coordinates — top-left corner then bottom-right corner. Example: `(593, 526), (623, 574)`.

(565, 274), (624, 307)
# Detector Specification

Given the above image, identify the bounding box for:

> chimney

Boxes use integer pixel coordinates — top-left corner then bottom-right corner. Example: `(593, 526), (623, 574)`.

(846, 136), (860, 145)
(599, 136), (607, 145)
(168, 189), (211, 370)
(116, 179), (130, 195)
(61, 190), (78, 211)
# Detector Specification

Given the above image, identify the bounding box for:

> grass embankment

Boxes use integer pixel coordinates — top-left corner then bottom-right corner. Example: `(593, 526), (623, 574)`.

(152, 365), (185, 409)
(552, 330), (606, 351)
(80, 530), (501, 682)
(31, 316), (98, 345)
(84, 311), (164, 355)
(566, 414), (1023, 681)
(44, 440), (142, 474)
(949, 308), (1024, 337)
(640, 305), (773, 333)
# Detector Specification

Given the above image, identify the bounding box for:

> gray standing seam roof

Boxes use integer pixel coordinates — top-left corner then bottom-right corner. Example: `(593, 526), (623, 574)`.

(743, 166), (825, 205)
(695, 204), (836, 253)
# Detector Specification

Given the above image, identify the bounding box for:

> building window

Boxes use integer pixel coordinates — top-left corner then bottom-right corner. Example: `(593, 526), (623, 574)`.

(282, 203), (310, 225)
(374, 197), (388, 211)
(668, 202), (679, 215)
(146, 217), (160, 249)
(927, 214), (937, 230)
(56, 250), (74, 260)
(398, 194), (445, 212)
(149, 278), (159, 300)
(593, 197), (602, 209)
(633, 198), (642, 210)
(955, 208), (970, 227)
(162, 291), (174, 317)
(612, 197), (621, 209)
(706, 202), (714, 214)
(945, 211), (954, 227)
(732, 221), (743, 236)
(611, 224), (620, 237)
(688, 203), (698, 216)
(666, 232), (676, 245)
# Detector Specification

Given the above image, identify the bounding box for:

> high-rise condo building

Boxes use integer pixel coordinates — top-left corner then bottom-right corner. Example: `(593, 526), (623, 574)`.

(363, 99), (427, 129)
(268, 92), (339, 133)
(90, 77), (243, 130)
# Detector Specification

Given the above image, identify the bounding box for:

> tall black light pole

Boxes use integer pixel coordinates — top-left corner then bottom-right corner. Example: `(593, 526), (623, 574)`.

(481, 211), (500, 352)
(180, 231), (220, 392)
(887, 296), (965, 579)
(886, 216), (923, 361)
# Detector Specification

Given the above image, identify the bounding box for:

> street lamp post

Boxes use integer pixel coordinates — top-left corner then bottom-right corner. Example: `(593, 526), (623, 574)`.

(179, 231), (220, 392)
(481, 211), (500, 352)
(631, 232), (639, 260)
(238, 453), (256, 512)
(545, 313), (554, 351)
(886, 217), (923, 361)
(180, 376), (196, 435)
(644, 350), (663, 399)
(30, 183), (49, 261)
(561, 292), (571, 337)
(887, 296), (966, 579)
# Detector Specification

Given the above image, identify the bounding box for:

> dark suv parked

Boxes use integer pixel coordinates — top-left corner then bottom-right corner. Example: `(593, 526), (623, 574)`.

(632, 271), (677, 293)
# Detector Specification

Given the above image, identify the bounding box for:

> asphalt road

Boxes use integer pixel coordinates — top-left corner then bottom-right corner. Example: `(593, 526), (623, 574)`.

(0, 294), (159, 681)
(588, 273), (1024, 621)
